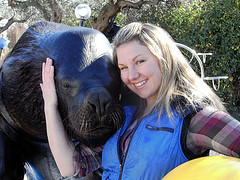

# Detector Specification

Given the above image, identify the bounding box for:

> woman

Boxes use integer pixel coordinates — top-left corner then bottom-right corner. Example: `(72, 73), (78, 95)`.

(41, 22), (240, 179)
(101, 22), (240, 179)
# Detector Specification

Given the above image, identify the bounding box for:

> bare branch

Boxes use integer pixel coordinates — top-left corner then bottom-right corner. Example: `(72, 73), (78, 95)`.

(0, 15), (29, 34)
(46, 0), (63, 22)
(8, 0), (35, 9)
(8, 0), (50, 20)
(93, 0), (163, 33)
(109, 0), (115, 4)
(92, 2), (120, 32)
(8, 0), (63, 22)
(117, 0), (161, 9)
(35, 2), (52, 21)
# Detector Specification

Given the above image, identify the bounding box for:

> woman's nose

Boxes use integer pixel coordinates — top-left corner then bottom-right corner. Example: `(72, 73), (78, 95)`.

(128, 66), (139, 80)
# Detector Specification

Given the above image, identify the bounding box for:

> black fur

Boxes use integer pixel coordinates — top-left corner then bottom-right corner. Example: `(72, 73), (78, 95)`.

(0, 21), (124, 179)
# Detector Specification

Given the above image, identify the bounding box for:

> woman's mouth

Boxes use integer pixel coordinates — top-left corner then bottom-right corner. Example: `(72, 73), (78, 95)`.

(134, 80), (147, 88)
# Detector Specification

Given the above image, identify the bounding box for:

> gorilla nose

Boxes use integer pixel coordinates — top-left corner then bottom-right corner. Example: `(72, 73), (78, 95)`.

(87, 89), (111, 117)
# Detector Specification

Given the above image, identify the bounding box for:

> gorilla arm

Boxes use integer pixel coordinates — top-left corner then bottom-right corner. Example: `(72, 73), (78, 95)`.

(40, 58), (75, 177)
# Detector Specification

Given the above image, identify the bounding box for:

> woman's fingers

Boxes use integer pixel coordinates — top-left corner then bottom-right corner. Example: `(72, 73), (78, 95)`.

(46, 58), (52, 76)
(41, 58), (58, 107)
(42, 58), (54, 86)
(43, 58), (53, 82)
(42, 62), (45, 83)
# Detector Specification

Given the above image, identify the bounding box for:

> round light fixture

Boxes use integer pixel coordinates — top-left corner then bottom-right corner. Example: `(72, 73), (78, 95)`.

(75, 4), (91, 21)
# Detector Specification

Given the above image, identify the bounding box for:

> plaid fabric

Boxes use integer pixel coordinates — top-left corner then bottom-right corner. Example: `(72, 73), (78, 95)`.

(73, 143), (103, 178)
(187, 107), (240, 157)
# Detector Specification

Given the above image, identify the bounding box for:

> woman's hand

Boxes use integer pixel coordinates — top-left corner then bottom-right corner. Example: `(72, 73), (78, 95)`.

(40, 58), (58, 109)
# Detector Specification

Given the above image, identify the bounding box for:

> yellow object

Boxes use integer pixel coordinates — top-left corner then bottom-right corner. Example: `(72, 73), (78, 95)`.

(162, 156), (240, 180)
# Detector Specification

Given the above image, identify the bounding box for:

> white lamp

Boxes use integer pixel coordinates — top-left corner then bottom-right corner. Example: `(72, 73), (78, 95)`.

(75, 4), (91, 26)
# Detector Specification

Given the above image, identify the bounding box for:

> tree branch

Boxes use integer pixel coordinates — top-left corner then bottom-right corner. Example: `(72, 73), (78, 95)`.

(117, 0), (161, 9)
(92, 2), (120, 32)
(8, 0), (35, 9)
(0, 15), (29, 34)
(46, 0), (63, 22)
(93, 0), (162, 33)
(8, 0), (63, 22)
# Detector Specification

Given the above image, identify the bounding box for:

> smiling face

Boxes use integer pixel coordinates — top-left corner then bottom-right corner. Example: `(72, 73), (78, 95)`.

(117, 40), (162, 107)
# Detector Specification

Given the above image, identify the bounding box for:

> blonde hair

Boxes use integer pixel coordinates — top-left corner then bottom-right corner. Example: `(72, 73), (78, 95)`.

(113, 22), (226, 119)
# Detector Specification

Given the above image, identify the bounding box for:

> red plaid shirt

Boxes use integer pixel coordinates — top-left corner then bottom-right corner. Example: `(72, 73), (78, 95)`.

(187, 107), (240, 157)
(73, 143), (103, 178)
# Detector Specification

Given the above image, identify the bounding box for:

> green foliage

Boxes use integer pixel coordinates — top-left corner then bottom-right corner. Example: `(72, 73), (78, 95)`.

(115, 12), (128, 27)
(62, 16), (79, 27)
(138, 0), (240, 106)
(62, 8), (126, 29)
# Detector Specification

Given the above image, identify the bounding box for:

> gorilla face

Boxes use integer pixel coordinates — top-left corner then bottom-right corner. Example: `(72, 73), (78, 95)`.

(0, 21), (124, 147)
(56, 55), (124, 147)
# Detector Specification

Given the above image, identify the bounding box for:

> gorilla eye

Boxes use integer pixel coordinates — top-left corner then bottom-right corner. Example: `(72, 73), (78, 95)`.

(60, 82), (70, 89)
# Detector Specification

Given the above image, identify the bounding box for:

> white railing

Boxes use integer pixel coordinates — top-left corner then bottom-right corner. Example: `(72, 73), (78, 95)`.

(176, 43), (228, 91)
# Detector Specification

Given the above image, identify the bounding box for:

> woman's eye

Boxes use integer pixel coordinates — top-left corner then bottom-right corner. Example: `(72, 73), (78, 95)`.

(136, 60), (145, 65)
(119, 66), (127, 71)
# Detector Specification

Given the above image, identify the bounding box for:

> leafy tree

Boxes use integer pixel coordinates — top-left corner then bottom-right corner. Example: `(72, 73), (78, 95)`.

(138, 0), (240, 106)
(0, 0), (169, 34)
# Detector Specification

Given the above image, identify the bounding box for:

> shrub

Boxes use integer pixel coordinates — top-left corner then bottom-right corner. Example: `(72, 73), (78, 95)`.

(139, 0), (240, 106)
